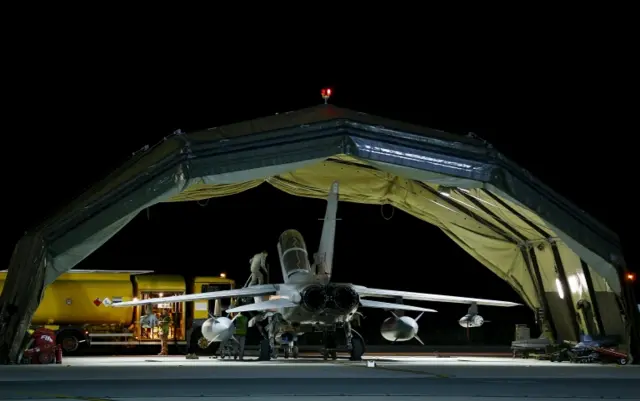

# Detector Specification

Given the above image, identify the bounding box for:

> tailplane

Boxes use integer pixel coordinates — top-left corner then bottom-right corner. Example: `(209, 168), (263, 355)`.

(314, 181), (339, 283)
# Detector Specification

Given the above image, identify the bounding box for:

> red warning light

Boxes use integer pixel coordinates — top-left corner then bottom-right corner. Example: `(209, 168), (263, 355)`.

(93, 298), (102, 307)
(626, 272), (636, 282)
(321, 88), (332, 103)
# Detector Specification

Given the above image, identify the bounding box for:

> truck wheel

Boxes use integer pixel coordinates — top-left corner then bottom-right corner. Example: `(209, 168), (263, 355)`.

(58, 332), (82, 356)
(190, 328), (220, 355)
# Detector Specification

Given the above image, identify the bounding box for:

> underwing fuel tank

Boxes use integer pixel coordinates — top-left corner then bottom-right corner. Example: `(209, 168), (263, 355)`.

(0, 271), (134, 325)
(380, 316), (419, 342)
(201, 317), (234, 343)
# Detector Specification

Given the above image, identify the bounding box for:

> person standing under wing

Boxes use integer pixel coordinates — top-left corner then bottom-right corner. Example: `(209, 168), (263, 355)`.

(218, 334), (230, 359)
(233, 312), (248, 360)
(158, 309), (172, 356)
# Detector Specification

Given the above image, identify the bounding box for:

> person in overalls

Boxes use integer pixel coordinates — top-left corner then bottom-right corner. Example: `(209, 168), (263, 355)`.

(249, 251), (268, 285)
(22, 327), (62, 364)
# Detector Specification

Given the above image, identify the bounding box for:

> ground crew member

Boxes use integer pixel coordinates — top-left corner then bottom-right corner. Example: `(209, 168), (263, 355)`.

(233, 312), (248, 360)
(22, 327), (61, 364)
(158, 309), (172, 356)
(218, 322), (231, 360)
(249, 251), (268, 286)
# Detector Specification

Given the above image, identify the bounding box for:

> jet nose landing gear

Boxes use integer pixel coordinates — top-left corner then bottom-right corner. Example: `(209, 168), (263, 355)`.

(320, 322), (365, 361)
(284, 344), (299, 359)
(280, 333), (299, 359)
(322, 349), (338, 360)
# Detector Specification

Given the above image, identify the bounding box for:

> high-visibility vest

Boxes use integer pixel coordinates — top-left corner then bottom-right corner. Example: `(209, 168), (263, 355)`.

(161, 315), (172, 333)
(234, 315), (248, 336)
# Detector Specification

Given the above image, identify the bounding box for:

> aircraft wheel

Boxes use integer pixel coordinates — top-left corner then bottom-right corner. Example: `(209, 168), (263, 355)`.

(350, 337), (364, 361)
(292, 346), (299, 359)
(258, 339), (271, 361)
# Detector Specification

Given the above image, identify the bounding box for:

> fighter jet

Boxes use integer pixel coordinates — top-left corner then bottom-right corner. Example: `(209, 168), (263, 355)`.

(104, 181), (520, 361)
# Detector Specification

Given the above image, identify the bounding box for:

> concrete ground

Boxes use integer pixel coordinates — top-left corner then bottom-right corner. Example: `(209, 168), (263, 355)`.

(1, 355), (639, 400)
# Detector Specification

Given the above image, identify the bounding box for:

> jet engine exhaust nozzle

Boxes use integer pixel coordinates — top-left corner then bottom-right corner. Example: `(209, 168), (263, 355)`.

(327, 284), (360, 312)
(300, 284), (327, 312)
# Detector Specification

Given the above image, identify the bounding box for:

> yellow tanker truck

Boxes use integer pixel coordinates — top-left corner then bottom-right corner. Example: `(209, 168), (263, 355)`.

(0, 270), (235, 355)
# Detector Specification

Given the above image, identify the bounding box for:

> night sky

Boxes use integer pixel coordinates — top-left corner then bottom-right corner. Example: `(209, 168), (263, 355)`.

(4, 63), (635, 345)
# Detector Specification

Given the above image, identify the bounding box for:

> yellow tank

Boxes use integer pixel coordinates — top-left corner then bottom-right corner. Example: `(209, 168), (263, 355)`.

(0, 271), (135, 325)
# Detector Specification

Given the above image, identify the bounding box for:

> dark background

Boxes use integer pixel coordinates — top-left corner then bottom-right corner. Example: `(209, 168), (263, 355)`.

(2, 39), (634, 345)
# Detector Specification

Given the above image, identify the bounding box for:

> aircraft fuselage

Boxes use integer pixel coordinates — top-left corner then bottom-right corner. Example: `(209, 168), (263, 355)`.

(255, 229), (360, 345)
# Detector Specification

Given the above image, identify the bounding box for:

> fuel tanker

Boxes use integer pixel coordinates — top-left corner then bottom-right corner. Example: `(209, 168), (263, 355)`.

(0, 270), (235, 355)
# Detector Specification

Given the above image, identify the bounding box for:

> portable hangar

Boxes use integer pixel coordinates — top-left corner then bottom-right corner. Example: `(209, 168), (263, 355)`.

(1, 103), (637, 363)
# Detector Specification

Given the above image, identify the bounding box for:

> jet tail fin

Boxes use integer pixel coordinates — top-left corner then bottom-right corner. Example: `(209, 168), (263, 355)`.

(314, 181), (339, 283)
(467, 302), (478, 315)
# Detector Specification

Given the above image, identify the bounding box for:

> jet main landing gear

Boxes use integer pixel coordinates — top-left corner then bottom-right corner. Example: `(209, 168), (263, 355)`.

(259, 339), (271, 361)
(349, 336), (365, 361)
(345, 321), (365, 361)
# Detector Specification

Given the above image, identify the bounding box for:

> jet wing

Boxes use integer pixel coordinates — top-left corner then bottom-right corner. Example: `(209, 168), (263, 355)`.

(360, 299), (437, 313)
(226, 298), (297, 313)
(105, 284), (278, 307)
(353, 286), (521, 307)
